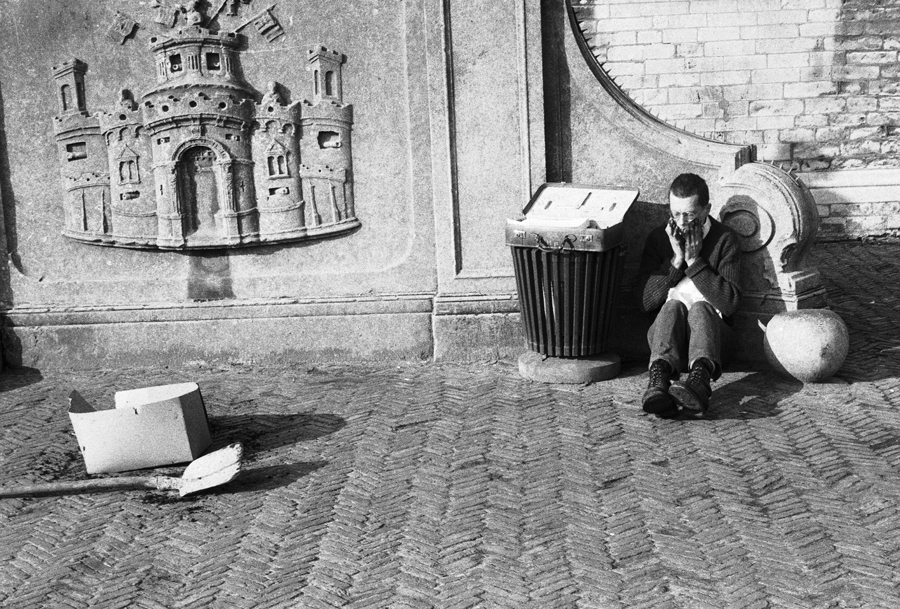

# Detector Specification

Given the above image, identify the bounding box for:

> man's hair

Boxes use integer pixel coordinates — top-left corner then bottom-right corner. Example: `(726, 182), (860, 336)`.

(669, 173), (709, 208)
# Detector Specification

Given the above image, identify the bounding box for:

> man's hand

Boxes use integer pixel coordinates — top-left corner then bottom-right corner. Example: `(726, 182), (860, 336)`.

(684, 219), (703, 266)
(666, 218), (685, 269)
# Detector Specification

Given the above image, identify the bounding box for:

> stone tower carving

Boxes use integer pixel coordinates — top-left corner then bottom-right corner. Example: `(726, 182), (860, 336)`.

(51, 28), (359, 249)
(301, 47), (354, 228)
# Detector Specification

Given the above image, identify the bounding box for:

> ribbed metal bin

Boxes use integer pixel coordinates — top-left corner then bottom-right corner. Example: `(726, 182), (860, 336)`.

(506, 183), (638, 358)
(511, 245), (624, 357)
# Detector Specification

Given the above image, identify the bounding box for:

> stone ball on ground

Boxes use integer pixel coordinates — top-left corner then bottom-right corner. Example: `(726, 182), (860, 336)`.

(763, 309), (849, 383)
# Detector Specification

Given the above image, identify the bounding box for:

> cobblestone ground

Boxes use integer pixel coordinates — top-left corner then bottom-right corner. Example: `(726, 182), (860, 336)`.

(1, 242), (899, 608)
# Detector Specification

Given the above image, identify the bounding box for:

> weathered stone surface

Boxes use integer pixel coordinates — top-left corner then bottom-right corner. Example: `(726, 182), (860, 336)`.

(3, 304), (435, 369)
(1, 1), (439, 308)
(763, 309), (850, 383)
(717, 162), (823, 308)
(517, 350), (620, 383)
(715, 162), (828, 361)
(0, 0), (845, 368)
(0, 0), (546, 366)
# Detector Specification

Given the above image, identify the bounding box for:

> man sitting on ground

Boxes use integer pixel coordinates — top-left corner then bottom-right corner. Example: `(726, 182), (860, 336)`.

(636, 173), (742, 418)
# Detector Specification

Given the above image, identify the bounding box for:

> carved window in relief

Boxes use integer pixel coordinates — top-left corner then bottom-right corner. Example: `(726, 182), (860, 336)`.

(61, 85), (72, 111)
(66, 142), (87, 161)
(169, 54), (183, 73)
(117, 145), (141, 184)
(267, 153), (288, 177)
(318, 131), (341, 149)
(206, 53), (221, 71)
(325, 71), (335, 96)
(119, 159), (140, 184)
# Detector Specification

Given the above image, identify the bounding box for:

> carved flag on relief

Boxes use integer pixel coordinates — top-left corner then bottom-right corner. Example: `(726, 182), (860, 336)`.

(150, 0), (178, 27)
(253, 9), (284, 42)
(107, 12), (138, 45)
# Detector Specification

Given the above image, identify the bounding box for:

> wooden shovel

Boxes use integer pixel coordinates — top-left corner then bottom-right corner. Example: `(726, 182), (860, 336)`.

(0, 443), (243, 499)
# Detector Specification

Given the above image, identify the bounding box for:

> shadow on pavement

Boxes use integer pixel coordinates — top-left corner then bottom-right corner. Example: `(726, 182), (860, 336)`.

(137, 462), (327, 503)
(700, 371), (803, 420)
(209, 413), (346, 458)
(616, 364), (652, 380)
(0, 366), (43, 392)
(814, 241), (900, 383)
(224, 461), (328, 494)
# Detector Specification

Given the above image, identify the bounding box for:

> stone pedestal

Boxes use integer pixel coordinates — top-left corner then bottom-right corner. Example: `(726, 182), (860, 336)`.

(518, 351), (620, 384)
(717, 162), (826, 361)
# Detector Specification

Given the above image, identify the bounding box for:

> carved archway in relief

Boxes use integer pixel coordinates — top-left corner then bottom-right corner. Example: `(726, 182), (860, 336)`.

(171, 136), (232, 165)
(178, 146), (219, 241)
(172, 138), (234, 243)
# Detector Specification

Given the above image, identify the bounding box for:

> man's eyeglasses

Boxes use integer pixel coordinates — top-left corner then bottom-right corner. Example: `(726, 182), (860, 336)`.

(670, 211), (701, 222)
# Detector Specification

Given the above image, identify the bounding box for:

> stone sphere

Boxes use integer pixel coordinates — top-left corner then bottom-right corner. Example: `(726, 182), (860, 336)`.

(763, 309), (849, 383)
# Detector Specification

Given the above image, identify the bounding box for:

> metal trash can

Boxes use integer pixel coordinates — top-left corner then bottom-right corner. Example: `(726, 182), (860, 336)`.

(506, 183), (638, 358)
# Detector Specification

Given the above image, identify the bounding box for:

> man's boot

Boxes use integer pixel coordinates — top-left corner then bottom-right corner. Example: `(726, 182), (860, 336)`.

(642, 359), (678, 418)
(669, 358), (713, 413)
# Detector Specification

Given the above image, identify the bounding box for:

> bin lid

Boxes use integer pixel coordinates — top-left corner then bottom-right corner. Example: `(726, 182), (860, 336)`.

(519, 183), (639, 229)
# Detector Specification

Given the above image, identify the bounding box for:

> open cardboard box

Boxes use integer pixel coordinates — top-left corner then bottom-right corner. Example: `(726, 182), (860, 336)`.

(68, 382), (212, 474)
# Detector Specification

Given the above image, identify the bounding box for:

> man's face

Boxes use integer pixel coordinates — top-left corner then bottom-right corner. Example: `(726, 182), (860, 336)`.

(669, 192), (710, 232)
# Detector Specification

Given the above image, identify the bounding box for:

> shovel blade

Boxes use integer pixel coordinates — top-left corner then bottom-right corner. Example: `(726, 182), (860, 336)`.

(178, 442), (244, 497)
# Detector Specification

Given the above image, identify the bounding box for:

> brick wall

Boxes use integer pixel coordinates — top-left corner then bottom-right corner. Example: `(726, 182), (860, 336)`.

(574, 0), (900, 239)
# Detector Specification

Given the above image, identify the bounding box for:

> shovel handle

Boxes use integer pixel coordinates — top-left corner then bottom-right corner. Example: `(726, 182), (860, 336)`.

(0, 476), (177, 498)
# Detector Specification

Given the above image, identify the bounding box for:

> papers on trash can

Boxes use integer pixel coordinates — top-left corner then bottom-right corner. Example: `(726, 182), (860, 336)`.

(506, 183), (639, 252)
(521, 184), (638, 229)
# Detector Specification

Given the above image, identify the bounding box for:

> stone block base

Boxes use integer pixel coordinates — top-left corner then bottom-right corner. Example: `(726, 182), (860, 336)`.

(1, 297), (434, 370)
(517, 351), (621, 384)
(1, 296), (777, 370)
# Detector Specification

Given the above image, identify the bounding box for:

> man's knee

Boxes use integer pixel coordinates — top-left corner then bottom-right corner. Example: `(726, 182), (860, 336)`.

(687, 301), (717, 321)
(648, 299), (688, 346)
(660, 299), (688, 319)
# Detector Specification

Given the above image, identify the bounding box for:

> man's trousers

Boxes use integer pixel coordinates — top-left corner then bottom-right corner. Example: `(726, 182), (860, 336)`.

(647, 300), (733, 379)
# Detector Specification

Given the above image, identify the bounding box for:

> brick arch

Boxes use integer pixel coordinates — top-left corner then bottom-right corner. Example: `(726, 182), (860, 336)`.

(570, 0), (898, 172)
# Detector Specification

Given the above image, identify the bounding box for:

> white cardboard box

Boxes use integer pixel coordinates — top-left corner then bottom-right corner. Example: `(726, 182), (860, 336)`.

(68, 382), (212, 474)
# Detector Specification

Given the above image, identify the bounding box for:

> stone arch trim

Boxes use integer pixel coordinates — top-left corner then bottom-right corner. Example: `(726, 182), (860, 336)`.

(171, 137), (232, 164)
(171, 137), (238, 220)
(565, 0), (754, 172)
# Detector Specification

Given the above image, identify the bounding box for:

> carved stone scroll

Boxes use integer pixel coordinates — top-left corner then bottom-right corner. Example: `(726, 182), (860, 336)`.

(716, 162), (826, 314)
(715, 162), (828, 358)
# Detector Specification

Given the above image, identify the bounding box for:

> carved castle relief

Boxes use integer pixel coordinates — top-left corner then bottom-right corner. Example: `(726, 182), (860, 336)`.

(51, 27), (358, 249)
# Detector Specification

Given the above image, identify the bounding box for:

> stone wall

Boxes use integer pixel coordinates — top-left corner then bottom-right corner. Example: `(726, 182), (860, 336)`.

(0, 0), (545, 368)
(0, 0), (887, 369)
(573, 0), (900, 239)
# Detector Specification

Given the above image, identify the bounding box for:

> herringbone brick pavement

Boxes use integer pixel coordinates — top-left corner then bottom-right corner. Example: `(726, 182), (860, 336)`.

(1, 242), (900, 608)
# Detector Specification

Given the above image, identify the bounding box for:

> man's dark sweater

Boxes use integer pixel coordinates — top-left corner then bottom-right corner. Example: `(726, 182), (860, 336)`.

(636, 217), (742, 321)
